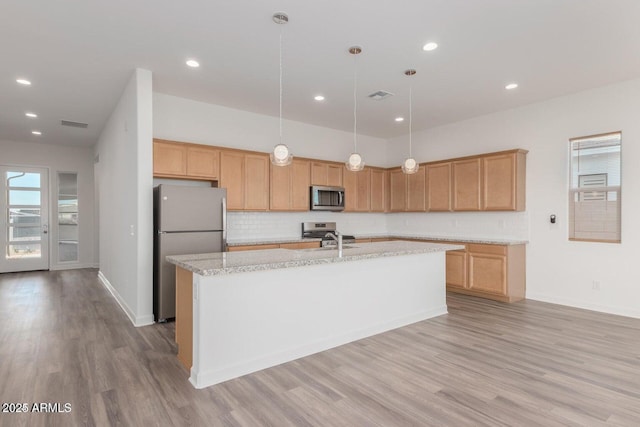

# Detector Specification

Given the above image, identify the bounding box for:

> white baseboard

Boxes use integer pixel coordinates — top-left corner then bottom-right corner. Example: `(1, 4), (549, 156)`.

(50, 262), (98, 271)
(526, 292), (640, 319)
(97, 271), (155, 327)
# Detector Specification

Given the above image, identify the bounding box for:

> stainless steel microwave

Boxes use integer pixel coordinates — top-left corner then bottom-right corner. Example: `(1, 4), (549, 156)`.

(310, 186), (345, 211)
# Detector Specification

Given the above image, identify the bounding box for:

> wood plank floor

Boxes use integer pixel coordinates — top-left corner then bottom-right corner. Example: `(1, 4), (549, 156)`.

(0, 269), (639, 426)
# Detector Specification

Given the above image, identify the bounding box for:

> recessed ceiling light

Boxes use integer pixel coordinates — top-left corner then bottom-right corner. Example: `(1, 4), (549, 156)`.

(186, 59), (200, 68)
(505, 83), (519, 90)
(422, 42), (438, 51)
(395, 117), (404, 122)
(16, 78), (32, 86)
(314, 95), (325, 101)
(25, 112), (38, 118)
(32, 130), (42, 135)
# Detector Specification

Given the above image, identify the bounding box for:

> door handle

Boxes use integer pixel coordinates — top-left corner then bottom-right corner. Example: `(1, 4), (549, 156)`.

(42, 224), (48, 234)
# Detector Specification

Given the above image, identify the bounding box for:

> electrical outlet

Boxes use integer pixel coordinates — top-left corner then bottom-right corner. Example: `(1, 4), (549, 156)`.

(592, 280), (601, 290)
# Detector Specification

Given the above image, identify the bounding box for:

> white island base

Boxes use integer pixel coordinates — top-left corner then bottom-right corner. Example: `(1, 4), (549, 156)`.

(181, 249), (448, 389)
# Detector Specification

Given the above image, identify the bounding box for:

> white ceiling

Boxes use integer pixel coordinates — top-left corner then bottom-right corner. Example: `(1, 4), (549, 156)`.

(2, 0), (640, 148)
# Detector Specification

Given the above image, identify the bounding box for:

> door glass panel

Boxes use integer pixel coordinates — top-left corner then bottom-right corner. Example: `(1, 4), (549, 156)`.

(9, 190), (41, 206)
(9, 226), (41, 241)
(58, 172), (78, 262)
(8, 243), (41, 259)
(9, 208), (41, 225)
(7, 172), (40, 188)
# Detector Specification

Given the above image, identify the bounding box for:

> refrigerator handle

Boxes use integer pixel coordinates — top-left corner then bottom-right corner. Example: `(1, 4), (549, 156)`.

(222, 197), (227, 252)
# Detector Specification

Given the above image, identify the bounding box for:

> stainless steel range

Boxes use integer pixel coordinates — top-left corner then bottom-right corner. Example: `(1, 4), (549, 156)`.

(301, 222), (356, 247)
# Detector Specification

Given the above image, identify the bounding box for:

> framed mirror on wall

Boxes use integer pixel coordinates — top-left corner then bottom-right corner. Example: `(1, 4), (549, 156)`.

(58, 172), (78, 263)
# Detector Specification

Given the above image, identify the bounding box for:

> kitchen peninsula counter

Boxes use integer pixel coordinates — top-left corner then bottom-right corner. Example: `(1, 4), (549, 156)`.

(168, 241), (462, 389)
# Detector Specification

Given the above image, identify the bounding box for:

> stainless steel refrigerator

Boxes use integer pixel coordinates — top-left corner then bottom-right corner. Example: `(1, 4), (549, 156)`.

(153, 184), (226, 322)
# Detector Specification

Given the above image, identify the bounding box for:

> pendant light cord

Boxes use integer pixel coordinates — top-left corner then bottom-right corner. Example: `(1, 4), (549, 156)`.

(409, 81), (413, 157)
(353, 52), (358, 153)
(279, 27), (283, 144)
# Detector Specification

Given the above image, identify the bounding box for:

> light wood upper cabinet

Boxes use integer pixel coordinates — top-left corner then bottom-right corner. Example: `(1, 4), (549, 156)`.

(406, 166), (426, 212)
(219, 150), (244, 210)
(219, 150), (269, 211)
(270, 159), (310, 211)
(452, 158), (482, 211)
(186, 146), (219, 180)
(426, 162), (452, 211)
(311, 161), (343, 186)
(389, 168), (407, 212)
(483, 150), (527, 211)
(244, 153), (270, 211)
(370, 168), (387, 212)
(153, 140), (187, 176)
(343, 167), (371, 212)
(342, 168), (357, 212)
(356, 168), (371, 212)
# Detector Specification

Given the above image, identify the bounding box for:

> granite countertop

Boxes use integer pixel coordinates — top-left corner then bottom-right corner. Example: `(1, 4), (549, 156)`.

(227, 235), (528, 247)
(168, 241), (464, 277)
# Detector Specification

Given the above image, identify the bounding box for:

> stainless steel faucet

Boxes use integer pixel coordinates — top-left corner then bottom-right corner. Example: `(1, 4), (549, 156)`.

(325, 232), (343, 257)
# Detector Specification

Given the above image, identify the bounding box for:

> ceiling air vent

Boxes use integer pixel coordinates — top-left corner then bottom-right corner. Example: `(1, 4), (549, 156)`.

(60, 120), (88, 129)
(368, 90), (394, 101)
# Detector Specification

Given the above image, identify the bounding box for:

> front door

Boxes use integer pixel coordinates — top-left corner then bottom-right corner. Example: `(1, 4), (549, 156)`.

(0, 166), (49, 273)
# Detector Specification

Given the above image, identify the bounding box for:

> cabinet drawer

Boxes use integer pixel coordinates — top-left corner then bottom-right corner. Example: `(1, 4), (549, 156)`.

(467, 243), (507, 255)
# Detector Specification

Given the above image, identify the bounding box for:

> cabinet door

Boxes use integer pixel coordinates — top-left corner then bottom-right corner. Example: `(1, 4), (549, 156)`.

(269, 163), (291, 211)
(370, 168), (386, 212)
(406, 166), (426, 211)
(389, 169), (407, 211)
(452, 158), (482, 211)
(291, 160), (310, 211)
(244, 154), (269, 211)
(153, 141), (186, 176)
(426, 162), (452, 211)
(342, 168), (357, 212)
(468, 244), (507, 295)
(219, 150), (244, 210)
(446, 250), (467, 289)
(483, 152), (525, 211)
(355, 168), (371, 211)
(186, 146), (219, 179)
(310, 162), (328, 185)
(327, 164), (343, 186)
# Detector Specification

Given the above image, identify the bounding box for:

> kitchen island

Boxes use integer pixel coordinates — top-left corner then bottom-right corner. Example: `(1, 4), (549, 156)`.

(167, 240), (463, 389)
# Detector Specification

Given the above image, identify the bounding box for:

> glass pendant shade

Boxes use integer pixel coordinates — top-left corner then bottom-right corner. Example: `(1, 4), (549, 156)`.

(401, 157), (419, 174)
(346, 152), (365, 171)
(270, 143), (293, 166)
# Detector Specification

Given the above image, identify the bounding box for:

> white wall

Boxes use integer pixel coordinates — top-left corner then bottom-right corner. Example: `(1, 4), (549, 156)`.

(0, 139), (96, 270)
(386, 77), (640, 318)
(95, 69), (154, 326)
(153, 93), (391, 166)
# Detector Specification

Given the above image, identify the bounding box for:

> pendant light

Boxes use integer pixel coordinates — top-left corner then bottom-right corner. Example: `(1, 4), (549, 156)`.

(270, 12), (293, 166)
(401, 69), (419, 174)
(345, 46), (365, 172)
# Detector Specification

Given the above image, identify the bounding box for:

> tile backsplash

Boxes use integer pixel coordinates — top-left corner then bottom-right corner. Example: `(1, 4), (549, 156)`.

(227, 210), (530, 242)
(227, 211), (388, 242)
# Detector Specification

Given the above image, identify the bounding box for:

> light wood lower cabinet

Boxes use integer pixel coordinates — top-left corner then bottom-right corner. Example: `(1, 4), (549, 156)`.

(419, 240), (525, 303)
